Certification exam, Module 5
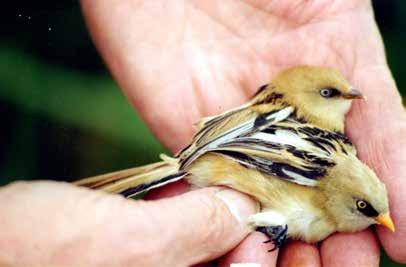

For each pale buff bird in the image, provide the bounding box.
[75,66,393,250]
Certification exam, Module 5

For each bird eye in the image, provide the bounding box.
[319,87,340,98]
[356,200,367,209]
[356,200,379,217]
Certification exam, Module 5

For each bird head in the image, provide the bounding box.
[321,154,394,233]
[267,66,363,132]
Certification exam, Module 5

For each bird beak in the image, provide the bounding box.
[343,89,364,99]
[375,212,395,232]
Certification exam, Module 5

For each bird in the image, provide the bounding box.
[75,66,394,250]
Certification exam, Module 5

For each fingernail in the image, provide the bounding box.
[216,189,258,226]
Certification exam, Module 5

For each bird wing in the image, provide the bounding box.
[175,104,251,159]
[210,121,353,186]
[178,106,295,168]
[178,101,353,187]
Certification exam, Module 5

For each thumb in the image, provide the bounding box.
[0,181,257,267]
[124,187,258,266]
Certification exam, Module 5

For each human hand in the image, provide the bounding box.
[0,181,257,266]
[81,0,406,266]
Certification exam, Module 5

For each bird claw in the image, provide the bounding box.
[257,224,288,252]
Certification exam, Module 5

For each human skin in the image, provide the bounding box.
[80,0,406,265]
[0,182,257,266]
[1,1,405,266]
[78,0,406,266]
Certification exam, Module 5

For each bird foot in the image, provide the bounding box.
[256,224,288,252]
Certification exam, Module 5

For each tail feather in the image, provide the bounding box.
[74,161,170,189]
[74,155,186,197]
[120,171,188,198]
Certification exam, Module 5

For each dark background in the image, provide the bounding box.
[0,1,404,266]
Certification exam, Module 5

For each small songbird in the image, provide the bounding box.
[75,66,394,250]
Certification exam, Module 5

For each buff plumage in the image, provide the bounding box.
[75,66,393,249]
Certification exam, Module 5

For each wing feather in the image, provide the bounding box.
[207,119,354,186]
[179,107,294,168]
[213,135,334,186]
[178,104,353,187]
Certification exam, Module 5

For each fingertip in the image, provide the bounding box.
[215,189,259,227]
[320,230,380,267]
[376,197,406,263]
[377,222,406,263]
[278,240,321,267]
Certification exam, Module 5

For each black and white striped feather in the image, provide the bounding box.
[76,105,355,196]
[179,106,353,187]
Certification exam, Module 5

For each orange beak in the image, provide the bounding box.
[375,212,395,232]
[343,89,364,99]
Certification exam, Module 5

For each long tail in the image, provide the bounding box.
[74,155,187,198]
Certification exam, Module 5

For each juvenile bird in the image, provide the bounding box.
[75,66,394,250]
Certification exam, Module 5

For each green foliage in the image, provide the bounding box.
[0,47,165,182]
[0,47,163,149]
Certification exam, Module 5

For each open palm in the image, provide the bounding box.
[82,0,406,265]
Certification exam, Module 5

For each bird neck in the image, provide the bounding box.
[293,108,345,133]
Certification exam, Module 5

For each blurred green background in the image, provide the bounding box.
[0,1,404,266]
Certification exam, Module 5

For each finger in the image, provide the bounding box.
[368,125,406,263]
[320,230,380,267]
[348,67,406,263]
[218,232,278,267]
[277,240,321,267]
[80,0,197,151]
[374,134,406,263]
[133,187,257,266]
[0,181,256,266]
